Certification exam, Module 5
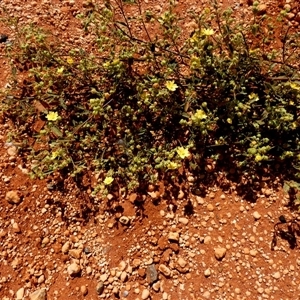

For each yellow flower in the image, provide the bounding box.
[176,147,190,159]
[192,109,207,122]
[57,66,64,74]
[190,32,199,43]
[46,111,59,121]
[227,118,232,124]
[165,80,178,91]
[104,176,114,185]
[255,154,262,162]
[202,28,214,36]
[167,161,179,170]
[51,150,60,159]
[290,82,300,90]
[67,57,74,64]
[248,92,259,101]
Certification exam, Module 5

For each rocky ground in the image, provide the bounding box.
[1,0,300,300]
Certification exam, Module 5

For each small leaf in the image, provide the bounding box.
[283,182,290,193]
[50,126,63,137]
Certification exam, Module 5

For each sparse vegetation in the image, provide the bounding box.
[1,0,300,204]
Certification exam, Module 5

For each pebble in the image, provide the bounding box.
[80,285,88,296]
[214,248,227,260]
[69,249,82,259]
[37,275,45,284]
[146,264,158,284]
[100,274,108,282]
[253,211,261,220]
[67,263,81,276]
[12,222,21,233]
[272,272,281,279]
[141,289,150,299]
[177,257,187,268]
[178,217,189,225]
[7,146,17,156]
[178,190,185,199]
[86,266,92,275]
[96,282,104,295]
[5,191,21,204]
[257,4,267,15]
[250,249,257,257]
[204,268,211,277]
[203,291,211,299]
[61,242,70,254]
[29,288,46,300]
[168,231,179,242]
[204,236,212,244]
[16,288,25,300]
[119,216,130,225]
[41,237,50,246]
[207,204,214,211]
[119,260,127,271]
[159,264,171,277]
[120,271,128,282]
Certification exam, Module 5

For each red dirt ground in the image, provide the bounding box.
[1,1,300,300]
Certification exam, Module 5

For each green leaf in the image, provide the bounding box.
[283,182,290,193]
[50,126,63,137]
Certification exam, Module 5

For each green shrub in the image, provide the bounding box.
[1,0,300,201]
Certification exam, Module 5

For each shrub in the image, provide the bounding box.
[1,0,300,202]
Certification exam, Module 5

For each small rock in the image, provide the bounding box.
[159,264,171,277]
[119,216,130,225]
[96,282,104,295]
[168,231,179,242]
[120,271,127,282]
[16,288,25,300]
[119,260,127,271]
[178,190,185,199]
[177,257,187,268]
[249,249,257,257]
[112,287,119,295]
[61,242,70,254]
[203,291,211,299]
[12,222,21,233]
[204,268,211,277]
[256,4,267,15]
[29,288,46,300]
[253,211,261,220]
[132,258,141,268]
[204,236,211,244]
[67,263,81,276]
[6,191,21,204]
[69,249,82,259]
[207,204,214,211]
[41,237,50,246]
[100,274,108,282]
[83,247,92,254]
[141,289,150,299]
[80,285,88,296]
[146,264,158,284]
[37,275,45,284]
[272,272,281,279]
[152,281,160,292]
[214,248,227,260]
[86,266,92,275]
[7,146,17,156]
[178,217,189,225]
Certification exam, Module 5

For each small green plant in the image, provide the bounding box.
[0,0,299,201]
